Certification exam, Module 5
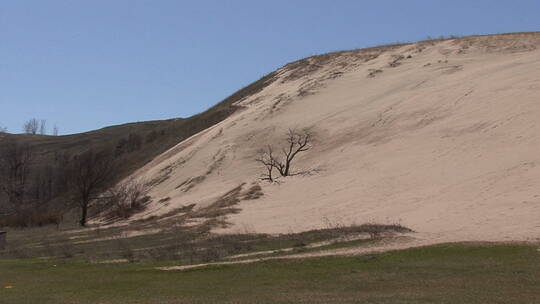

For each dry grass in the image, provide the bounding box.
[242,184,263,200]
[191,184,245,220]
[0,216,410,266]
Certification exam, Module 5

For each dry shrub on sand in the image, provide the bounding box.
[102,179,151,220]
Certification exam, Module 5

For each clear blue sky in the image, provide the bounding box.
[1,0,539,135]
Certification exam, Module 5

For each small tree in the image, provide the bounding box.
[23,118,39,135]
[0,124,7,133]
[53,125,59,136]
[256,129,312,181]
[103,179,150,219]
[275,129,312,177]
[67,149,115,226]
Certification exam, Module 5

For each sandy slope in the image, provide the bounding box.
[115,33,540,246]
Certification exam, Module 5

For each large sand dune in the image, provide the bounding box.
[116,33,540,245]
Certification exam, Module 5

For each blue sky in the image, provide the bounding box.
[1,1,539,135]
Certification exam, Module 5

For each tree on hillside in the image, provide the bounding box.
[256,146,277,182]
[0,139,33,213]
[102,179,150,219]
[276,129,312,177]
[22,118,47,135]
[39,119,47,135]
[67,149,116,226]
[23,118,39,134]
[256,129,312,181]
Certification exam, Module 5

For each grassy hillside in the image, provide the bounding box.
[0,71,278,219]
[6,69,278,173]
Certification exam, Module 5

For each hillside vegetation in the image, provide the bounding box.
[0,70,277,225]
[2,34,540,304]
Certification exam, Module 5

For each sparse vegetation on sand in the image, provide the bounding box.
[1,243,539,304]
[0,221,410,263]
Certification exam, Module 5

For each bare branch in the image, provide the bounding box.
[66,149,116,226]
[256,128,313,180]
[23,118,39,135]
[255,145,276,181]
[280,129,312,176]
[101,178,150,219]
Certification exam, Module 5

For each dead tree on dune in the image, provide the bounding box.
[256,129,312,181]
[256,145,277,182]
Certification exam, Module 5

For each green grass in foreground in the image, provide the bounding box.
[1,243,539,304]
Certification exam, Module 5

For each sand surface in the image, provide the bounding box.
[109,33,540,248]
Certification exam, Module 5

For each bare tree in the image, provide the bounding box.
[255,145,277,182]
[67,149,115,226]
[276,129,312,176]
[39,119,47,135]
[0,124,7,133]
[53,125,59,136]
[0,139,33,213]
[256,129,312,181]
[23,118,39,134]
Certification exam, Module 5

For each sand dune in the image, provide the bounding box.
[112,33,540,245]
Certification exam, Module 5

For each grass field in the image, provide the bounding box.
[1,243,539,304]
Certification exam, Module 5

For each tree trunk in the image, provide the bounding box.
[80,201,88,227]
[284,161,291,176]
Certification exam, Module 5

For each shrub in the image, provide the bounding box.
[102,179,151,220]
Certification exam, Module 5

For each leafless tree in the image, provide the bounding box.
[39,119,47,135]
[256,129,312,181]
[23,118,39,134]
[276,129,312,176]
[0,139,33,213]
[0,124,7,133]
[53,125,59,136]
[255,145,277,181]
[67,149,115,226]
